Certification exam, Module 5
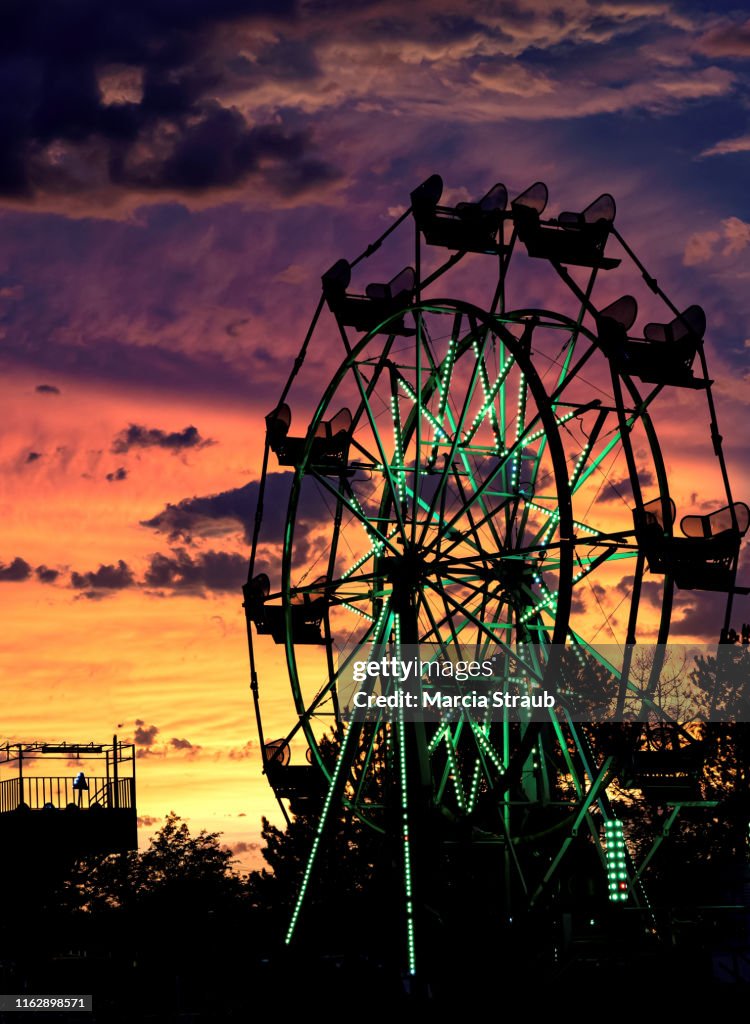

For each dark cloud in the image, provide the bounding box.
[111,423,214,455]
[227,840,257,855]
[170,737,193,750]
[617,576,663,606]
[598,469,656,504]
[70,559,135,590]
[144,548,247,594]
[137,814,159,827]
[35,564,59,583]
[134,721,159,747]
[25,451,42,463]
[106,467,128,482]
[141,472,328,546]
[0,0,338,208]
[0,557,32,582]
[116,103,338,197]
[669,589,734,639]
[142,481,258,543]
[570,591,587,615]
[35,383,60,394]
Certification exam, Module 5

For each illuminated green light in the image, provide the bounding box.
[340,602,374,621]
[462,352,514,446]
[398,378,449,442]
[285,724,355,943]
[605,818,629,904]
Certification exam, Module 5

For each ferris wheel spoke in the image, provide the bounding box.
[402,481,483,556]
[426,309,462,466]
[415,586,455,652]
[347,334,397,435]
[438,569,517,632]
[432,486,518,563]
[347,359,409,545]
[414,339,486,550]
[425,577,543,678]
[450,458,507,565]
[388,362,410,521]
[411,314,425,545]
[307,469,401,556]
[421,394,564,561]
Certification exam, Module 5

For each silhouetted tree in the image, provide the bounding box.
[62,811,245,915]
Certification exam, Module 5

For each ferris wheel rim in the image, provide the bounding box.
[277,296,684,790]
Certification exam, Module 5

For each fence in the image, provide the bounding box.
[0,776,134,812]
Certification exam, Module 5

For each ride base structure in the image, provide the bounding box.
[243,175,750,987]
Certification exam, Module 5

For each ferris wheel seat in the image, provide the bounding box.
[244,574,326,644]
[610,305,706,387]
[411,175,508,254]
[511,181,549,217]
[515,192,619,268]
[322,260,416,336]
[644,305,706,345]
[635,500,749,590]
[264,738,290,766]
[265,402,353,471]
[255,603,325,645]
[266,763,325,802]
[263,740,324,800]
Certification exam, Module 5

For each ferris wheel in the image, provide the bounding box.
[243,174,748,980]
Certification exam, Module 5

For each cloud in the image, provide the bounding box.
[0,0,339,214]
[722,217,750,255]
[697,18,750,58]
[141,473,329,547]
[35,383,60,395]
[170,737,194,750]
[227,840,258,855]
[597,469,655,504]
[25,451,42,463]
[35,565,60,584]
[134,721,159,747]
[111,423,215,455]
[683,229,721,266]
[683,217,750,265]
[105,467,128,482]
[617,576,663,606]
[227,741,254,760]
[137,815,160,828]
[142,481,258,543]
[144,548,247,594]
[699,132,750,158]
[0,0,738,218]
[70,560,135,590]
[0,557,32,582]
[169,736,202,758]
[668,591,729,638]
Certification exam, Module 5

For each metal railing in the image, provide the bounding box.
[0,776,134,812]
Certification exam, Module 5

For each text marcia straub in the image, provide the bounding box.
[350,690,556,710]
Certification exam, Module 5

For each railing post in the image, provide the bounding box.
[112,734,120,809]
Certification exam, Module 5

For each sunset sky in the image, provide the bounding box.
[1,0,749,866]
